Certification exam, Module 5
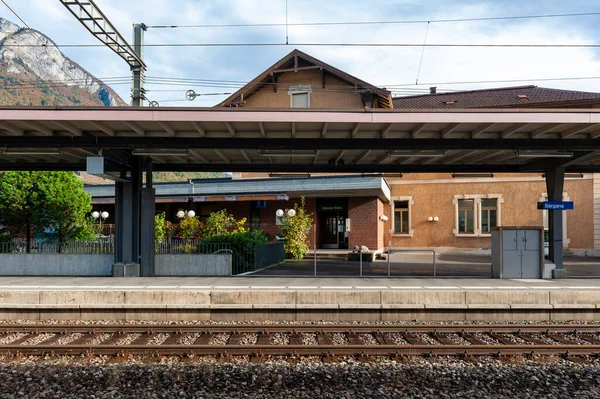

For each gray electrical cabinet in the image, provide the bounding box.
[491,227,544,279]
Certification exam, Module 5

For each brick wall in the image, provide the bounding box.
[260,197,317,247]
[348,197,382,251]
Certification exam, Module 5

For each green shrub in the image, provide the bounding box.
[199,230,267,273]
[281,197,313,259]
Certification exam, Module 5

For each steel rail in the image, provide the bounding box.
[1,344,600,357]
[1,324,599,334]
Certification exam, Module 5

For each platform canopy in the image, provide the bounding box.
[1,107,600,173]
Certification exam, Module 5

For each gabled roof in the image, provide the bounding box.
[217,49,393,108]
[392,85,600,109]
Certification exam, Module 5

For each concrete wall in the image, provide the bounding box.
[155,254,232,276]
[0,255,113,276]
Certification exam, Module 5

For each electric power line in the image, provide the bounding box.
[146,11,600,29]
[3,42,600,48]
[0,0,33,30]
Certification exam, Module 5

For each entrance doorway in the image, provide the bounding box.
[317,198,348,249]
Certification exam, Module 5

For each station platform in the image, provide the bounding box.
[1,277,600,322]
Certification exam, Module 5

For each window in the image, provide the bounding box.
[458,199,475,234]
[392,196,414,236]
[480,199,498,233]
[454,195,502,237]
[288,85,312,108]
[291,92,309,108]
[394,201,409,234]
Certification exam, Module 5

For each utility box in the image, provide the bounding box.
[491,226,545,279]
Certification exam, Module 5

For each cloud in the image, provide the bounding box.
[3,0,600,106]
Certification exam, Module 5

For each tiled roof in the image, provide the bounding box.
[392,85,600,109]
[217,49,392,108]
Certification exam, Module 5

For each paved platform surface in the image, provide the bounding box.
[1,276,600,290]
[3,277,600,322]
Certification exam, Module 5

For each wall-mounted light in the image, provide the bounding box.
[428,216,439,222]
[379,215,389,222]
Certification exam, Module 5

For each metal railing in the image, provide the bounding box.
[0,238,114,254]
[387,249,437,276]
[155,240,230,255]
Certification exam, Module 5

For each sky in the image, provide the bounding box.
[3,0,600,107]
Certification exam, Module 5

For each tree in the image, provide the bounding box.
[281,197,313,259]
[0,171,93,251]
[204,209,246,238]
[0,171,40,252]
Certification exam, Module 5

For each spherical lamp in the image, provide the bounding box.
[187,210,196,218]
[101,211,109,220]
[276,209,284,218]
[91,211,100,219]
[287,209,296,218]
[176,210,185,219]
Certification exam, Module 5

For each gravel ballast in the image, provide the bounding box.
[0,359,599,398]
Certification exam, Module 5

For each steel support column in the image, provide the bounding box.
[545,167,565,273]
[140,157,155,276]
[114,156,143,272]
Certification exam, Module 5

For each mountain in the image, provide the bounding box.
[0,17,126,106]
[0,18,224,182]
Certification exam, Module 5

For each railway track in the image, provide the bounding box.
[1,324,600,358]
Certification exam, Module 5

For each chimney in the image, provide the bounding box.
[429,87,437,94]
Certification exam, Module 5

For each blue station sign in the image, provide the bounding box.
[537,201,574,210]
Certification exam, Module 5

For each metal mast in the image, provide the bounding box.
[59,0,147,106]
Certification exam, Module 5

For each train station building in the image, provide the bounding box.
[2,49,600,277]
[77,49,600,254]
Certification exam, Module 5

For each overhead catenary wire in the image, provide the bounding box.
[0,0,33,30]
[5,42,600,48]
[145,11,600,29]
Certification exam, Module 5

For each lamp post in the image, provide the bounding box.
[176,210,196,219]
[92,210,109,236]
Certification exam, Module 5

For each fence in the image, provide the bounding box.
[0,238,114,254]
[155,240,230,255]
[253,241,285,270]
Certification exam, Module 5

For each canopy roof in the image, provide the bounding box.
[0,106,600,173]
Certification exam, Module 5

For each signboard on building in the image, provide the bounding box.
[537,201,574,210]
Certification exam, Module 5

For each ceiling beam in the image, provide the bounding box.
[410,123,426,138]
[291,122,296,138]
[19,121,54,136]
[313,150,320,164]
[191,121,206,137]
[354,150,371,164]
[562,124,600,139]
[51,121,83,136]
[189,149,208,163]
[530,123,562,139]
[123,121,145,136]
[381,123,394,138]
[471,123,495,138]
[258,122,266,137]
[240,149,251,164]
[214,149,230,164]
[272,65,321,74]
[89,121,115,136]
[157,121,176,136]
[441,123,460,138]
[335,150,346,163]
[321,122,329,138]
[0,121,24,136]
[224,122,236,136]
[4,136,600,151]
[502,123,529,138]
[351,123,361,138]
